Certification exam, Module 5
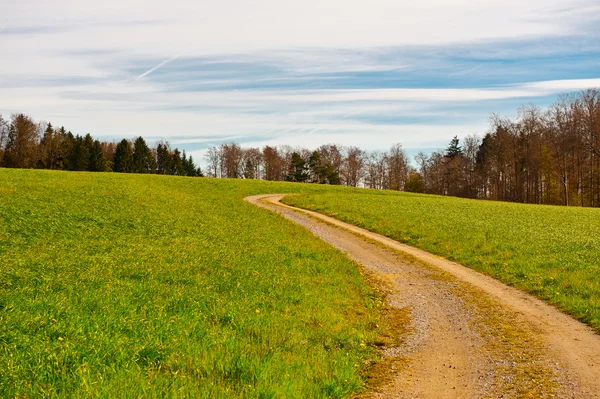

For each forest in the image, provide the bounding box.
[1,88,599,206]
[204,89,600,207]
[0,114,202,177]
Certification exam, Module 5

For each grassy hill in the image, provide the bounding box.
[5,169,599,398]
[284,190,600,333]
[0,169,380,398]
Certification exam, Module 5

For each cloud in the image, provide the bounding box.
[1,0,599,167]
[3,0,598,58]
[130,55,181,82]
[523,79,600,91]
[1,77,589,153]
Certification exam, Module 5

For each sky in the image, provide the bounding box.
[1,0,600,164]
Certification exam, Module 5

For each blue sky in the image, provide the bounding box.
[1,0,599,163]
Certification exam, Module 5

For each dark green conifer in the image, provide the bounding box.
[114,139,133,173]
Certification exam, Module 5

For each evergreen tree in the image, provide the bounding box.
[66,134,92,171]
[156,143,172,174]
[89,140,106,172]
[286,152,308,182]
[77,134,94,171]
[61,132,76,170]
[308,151,325,183]
[171,148,184,175]
[188,155,202,176]
[182,151,199,176]
[324,163,340,185]
[55,129,69,170]
[66,134,81,171]
[39,123,54,169]
[65,134,89,171]
[243,158,255,179]
[132,136,154,173]
[445,136,463,159]
[114,139,133,173]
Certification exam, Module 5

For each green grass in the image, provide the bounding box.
[283,190,600,333]
[0,169,383,398]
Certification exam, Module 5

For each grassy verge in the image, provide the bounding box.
[283,190,600,333]
[0,169,382,398]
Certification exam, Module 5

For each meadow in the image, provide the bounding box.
[0,169,381,398]
[284,190,600,333]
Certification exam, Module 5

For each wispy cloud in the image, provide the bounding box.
[130,54,181,82]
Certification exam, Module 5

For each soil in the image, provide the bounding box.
[245,194,600,399]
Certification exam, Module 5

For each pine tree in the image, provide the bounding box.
[58,130,72,170]
[324,163,340,185]
[156,143,172,174]
[65,134,90,171]
[171,149,184,175]
[77,134,94,171]
[132,136,154,173]
[243,158,255,179]
[61,132,76,170]
[286,152,308,182]
[114,139,133,173]
[39,123,54,169]
[66,134,81,171]
[445,136,463,159]
[188,155,202,176]
[182,151,198,176]
[308,151,324,183]
[89,140,106,172]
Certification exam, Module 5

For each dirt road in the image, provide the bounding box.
[245,194,600,399]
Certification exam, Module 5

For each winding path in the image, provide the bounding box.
[245,194,600,399]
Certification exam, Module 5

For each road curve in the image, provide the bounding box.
[245,194,600,399]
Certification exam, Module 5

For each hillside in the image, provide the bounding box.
[0,169,379,398]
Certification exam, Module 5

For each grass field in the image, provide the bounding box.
[0,169,382,398]
[284,190,600,333]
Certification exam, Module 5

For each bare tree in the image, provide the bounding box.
[387,143,409,191]
[262,146,285,181]
[219,142,243,178]
[204,146,221,178]
[463,134,481,198]
[242,147,263,179]
[0,114,8,165]
[342,146,365,187]
[365,151,387,190]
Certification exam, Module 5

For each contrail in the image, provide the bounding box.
[131,54,181,82]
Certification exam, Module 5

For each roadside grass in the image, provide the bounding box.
[283,190,600,333]
[0,169,382,398]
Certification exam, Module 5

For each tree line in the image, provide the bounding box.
[204,141,411,190]
[205,89,600,207]
[0,113,202,176]
[3,88,599,206]
[414,89,600,206]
